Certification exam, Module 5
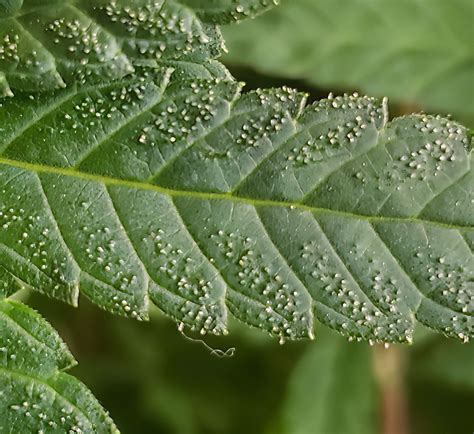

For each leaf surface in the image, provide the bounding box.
[179,0,280,24]
[223,0,474,122]
[0,0,248,95]
[0,298,118,433]
[0,68,472,344]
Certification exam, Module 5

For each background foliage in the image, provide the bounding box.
[224,0,474,126]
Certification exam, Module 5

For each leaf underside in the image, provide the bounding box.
[0,0,472,346]
[0,62,472,345]
[179,0,281,24]
[1,2,471,434]
[0,0,277,96]
[0,299,118,433]
[223,0,474,121]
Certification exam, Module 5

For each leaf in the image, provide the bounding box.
[0,298,118,433]
[223,0,474,122]
[0,0,22,17]
[179,0,281,24]
[281,331,376,434]
[0,61,472,346]
[0,0,233,95]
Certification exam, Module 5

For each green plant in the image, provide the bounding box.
[0,298,118,432]
[0,0,472,431]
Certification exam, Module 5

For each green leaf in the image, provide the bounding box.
[223,0,474,122]
[179,0,281,24]
[0,298,118,433]
[0,0,22,17]
[281,332,376,434]
[0,65,472,345]
[0,0,231,95]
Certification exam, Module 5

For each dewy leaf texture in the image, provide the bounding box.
[1,1,472,432]
[0,63,472,344]
[0,0,276,96]
[179,0,281,24]
[0,298,118,432]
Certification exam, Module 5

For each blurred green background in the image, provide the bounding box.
[23,0,474,433]
[223,0,474,127]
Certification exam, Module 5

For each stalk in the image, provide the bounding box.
[373,345,409,434]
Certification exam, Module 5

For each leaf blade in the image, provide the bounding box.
[0,0,232,94]
[0,74,472,343]
[0,299,118,433]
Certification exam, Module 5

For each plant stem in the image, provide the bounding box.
[372,345,409,434]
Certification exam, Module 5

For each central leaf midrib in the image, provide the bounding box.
[1,156,471,232]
